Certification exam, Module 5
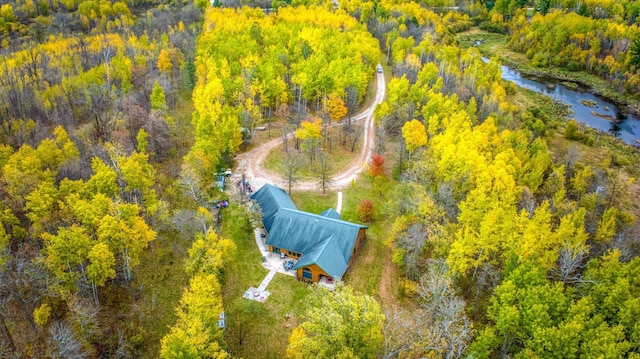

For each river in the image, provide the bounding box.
[484,58,640,145]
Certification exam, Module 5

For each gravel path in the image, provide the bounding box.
[231,71,386,192]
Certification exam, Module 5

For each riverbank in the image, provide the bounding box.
[456,29,640,118]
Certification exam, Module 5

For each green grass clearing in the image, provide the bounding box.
[264,123,365,180]
[133,230,190,356]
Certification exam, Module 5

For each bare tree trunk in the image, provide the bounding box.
[6,275,37,333]
[123,248,131,284]
[282,127,288,153]
[0,312,15,352]
[350,126,362,152]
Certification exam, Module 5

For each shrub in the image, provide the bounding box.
[369,154,385,177]
[613,153,631,166]
[564,119,582,140]
[479,20,508,34]
[398,278,418,299]
[531,52,549,67]
[357,199,374,223]
[567,61,583,72]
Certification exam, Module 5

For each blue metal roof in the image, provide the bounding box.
[293,234,349,279]
[267,208,366,279]
[250,184,297,232]
[251,184,367,279]
[320,208,341,220]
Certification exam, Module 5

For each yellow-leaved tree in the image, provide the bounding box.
[402,119,427,154]
[295,118,323,165]
[325,93,347,123]
[160,229,235,359]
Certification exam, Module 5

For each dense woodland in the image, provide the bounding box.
[0,0,639,357]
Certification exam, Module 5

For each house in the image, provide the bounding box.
[250,184,367,284]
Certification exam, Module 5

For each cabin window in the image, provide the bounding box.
[302,267,312,280]
[272,247,280,254]
[289,251,301,258]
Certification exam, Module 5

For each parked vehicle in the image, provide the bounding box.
[215,175,225,190]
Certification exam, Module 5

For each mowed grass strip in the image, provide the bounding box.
[220,204,311,358]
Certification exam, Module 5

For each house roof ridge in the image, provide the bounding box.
[277,207,368,229]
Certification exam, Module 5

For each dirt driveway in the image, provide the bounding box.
[230,71,387,192]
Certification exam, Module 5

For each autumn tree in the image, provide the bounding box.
[326,93,347,123]
[159,274,228,359]
[161,229,234,359]
[295,118,323,165]
[402,119,428,154]
[357,199,375,223]
[369,154,385,177]
[287,285,384,359]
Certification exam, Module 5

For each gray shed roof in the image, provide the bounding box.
[250,184,297,232]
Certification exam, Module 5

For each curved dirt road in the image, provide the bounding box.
[232,71,386,192]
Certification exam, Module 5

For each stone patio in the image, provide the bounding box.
[253,229,297,277]
[243,269,275,302]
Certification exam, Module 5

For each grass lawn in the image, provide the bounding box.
[263,123,364,180]
[220,204,312,359]
[290,190,337,213]
[133,230,190,356]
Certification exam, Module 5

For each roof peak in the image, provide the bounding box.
[278,207,368,229]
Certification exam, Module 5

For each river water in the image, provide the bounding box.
[485,58,640,145]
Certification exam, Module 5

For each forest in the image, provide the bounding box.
[0,0,638,357]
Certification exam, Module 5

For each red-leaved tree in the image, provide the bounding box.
[369,154,385,177]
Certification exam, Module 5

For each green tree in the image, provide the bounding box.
[295,118,323,165]
[151,80,168,111]
[86,242,116,304]
[42,225,92,291]
[227,299,267,347]
[287,285,384,359]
